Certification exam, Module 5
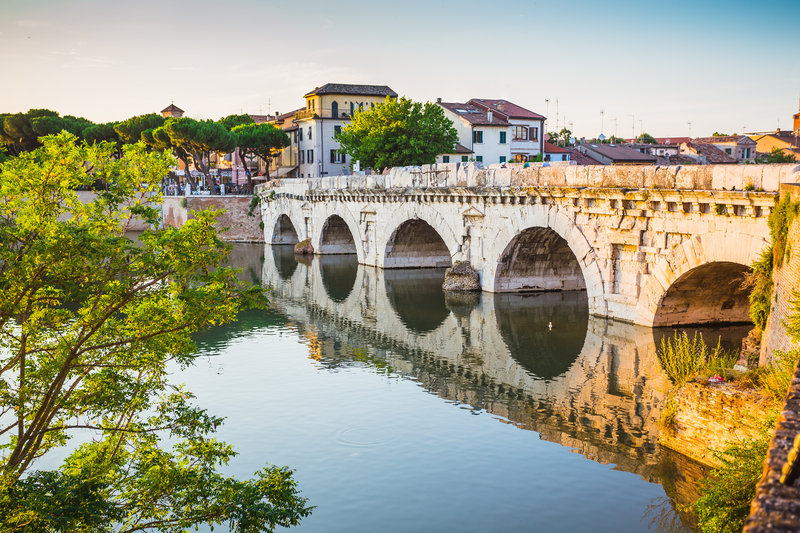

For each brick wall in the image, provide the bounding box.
[760,184,800,364]
[162,196,264,242]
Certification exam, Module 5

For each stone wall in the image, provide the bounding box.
[659,382,768,467]
[760,183,800,364]
[263,161,800,194]
[162,196,263,242]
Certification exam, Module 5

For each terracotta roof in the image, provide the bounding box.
[681,141,738,164]
[468,99,545,120]
[657,154,698,165]
[752,132,800,148]
[653,137,691,145]
[453,143,473,154]
[161,103,184,114]
[248,114,270,124]
[544,141,570,154]
[566,148,602,165]
[303,83,397,98]
[694,135,756,145]
[437,102,510,126]
[580,143,658,163]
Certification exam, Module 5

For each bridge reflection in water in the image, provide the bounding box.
[232,244,722,528]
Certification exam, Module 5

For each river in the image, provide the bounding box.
[178,243,749,532]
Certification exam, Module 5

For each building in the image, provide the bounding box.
[544,142,570,162]
[692,135,757,163]
[294,83,398,178]
[679,141,738,164]
[161,103,184,118]
[468,99,545,161]
[576,142,657,165]
[265,109,303,179]
[435,101,511,165]
[749,130,800,160]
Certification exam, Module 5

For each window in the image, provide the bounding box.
[725,148,732,155]
[513,126,528,140]
[473,130,484,144]
[308,127,312,140]
[331,149,344,163]
[476,155,483,162]
[530,127,538,141]
[512,154,527,163]
[298,128,303,142]
[299,150,305,164]
[294,131,298,143]
[461,156,469,162]
[442,156,450,163]
[307,150,313,164]
[350,102,355,115]
[331,101,338,118]
[499,131,507,144]
[334,125,341,136]
[500,156,506,163]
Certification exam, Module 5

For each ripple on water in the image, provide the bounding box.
[335,425,388,448]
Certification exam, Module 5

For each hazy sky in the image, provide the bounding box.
[1,0,798,137]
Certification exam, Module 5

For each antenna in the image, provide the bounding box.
[628,114,635,140]
[688,121,693,138]
[600,109,605,136]
[266,98,273,115]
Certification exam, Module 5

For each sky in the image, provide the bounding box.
[1,0,798,138]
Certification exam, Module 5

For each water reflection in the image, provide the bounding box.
[272,244,298,280]
[319,255,358,303]
[250,246,709,530]
[494,292,588,380]
[384,268,450,334]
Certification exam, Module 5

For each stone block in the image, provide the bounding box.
[643,166,675,189]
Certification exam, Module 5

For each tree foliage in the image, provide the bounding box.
[219,114,255,131]
[162,118,236,188]
[0,133,311,531]
[0,109,63,156]
[546,128,573,147]
[114,113,165,145]
[763,147,798,164]
[637,132,658,144]
[232,123,290,187]
[335,96,458,170]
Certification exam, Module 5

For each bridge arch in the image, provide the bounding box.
[379,203,459,269]
[483,205,606,317]
[315,209,364,263]
[635,232,767,327]
[268,212,303,245]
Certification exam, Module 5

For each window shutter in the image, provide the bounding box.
[530,127,537,140]
[330,149,335,163]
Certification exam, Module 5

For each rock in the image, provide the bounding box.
[442,261,480,291]
[294,238,314,255]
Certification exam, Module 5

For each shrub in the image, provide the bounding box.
[768,193,800,268]
[743,247,774,331]
[657,331,737,386]
[694,414,776,533]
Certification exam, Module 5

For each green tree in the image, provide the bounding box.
[219,114,254,131]
[163,117,236,190]
[232,123,290,189]
[0,132,311,531]
[141,125,196,189]
[764,147,798,164]
[637,132,658,144]
[114,113,165,145]
[0,109,60,156]
[609,135,627,144]
[335,96,458,171]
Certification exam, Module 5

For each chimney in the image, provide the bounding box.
[487,111,493,123]
[437,97,442,103]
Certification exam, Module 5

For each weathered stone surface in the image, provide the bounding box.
[259,163,792,326]
[163,195,263,242]
[294,238,314,255]
[660,381,768,467]
[442,261,480,291]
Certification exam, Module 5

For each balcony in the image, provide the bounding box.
[295,109,350,120]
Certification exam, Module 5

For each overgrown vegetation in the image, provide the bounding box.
[769,193,800,268]
[743,248,774,331]
[694,418,775,533]
[657,331,737,386]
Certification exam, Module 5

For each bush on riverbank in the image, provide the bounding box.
[657,331,738,386]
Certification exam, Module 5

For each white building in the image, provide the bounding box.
[468,99,545,162]
[436,100,511,165]
[294,83,398,178]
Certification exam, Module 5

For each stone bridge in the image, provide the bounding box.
[257,162,800,327]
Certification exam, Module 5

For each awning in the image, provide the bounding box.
[275,166,298,178]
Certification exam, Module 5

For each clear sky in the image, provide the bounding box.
[1,0,798,138]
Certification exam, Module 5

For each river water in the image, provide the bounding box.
[179,244,748,532]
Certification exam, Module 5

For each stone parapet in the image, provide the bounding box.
[265,162,800,194]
